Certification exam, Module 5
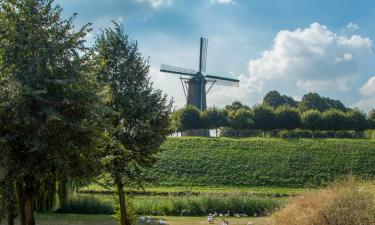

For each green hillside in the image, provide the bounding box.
[148,138,375,187]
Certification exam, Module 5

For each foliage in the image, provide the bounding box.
[228,109,254,131]
[202,107,228,130]
[275,106,301,131]
[272,178,375,225]
[55,194,281,217]
[132,194,281,217]
[173,105,203,131]
[0,0,103,224]
[322,109,347,132]
[93,22,172,225]
[262,91,297,109]
[56,195,114,215]
[346,108,368,133]
[298,93,347,112]
[301,110,323,132]
[225,101,250,112]
[252,105,277,135]
[147,137,375,187]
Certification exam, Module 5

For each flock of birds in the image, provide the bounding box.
[207,213,254,225]
[138,214,255,225]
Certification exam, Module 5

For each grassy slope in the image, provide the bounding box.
[148,137,375,187]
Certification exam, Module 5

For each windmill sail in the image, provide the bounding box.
[204,74,239,87]
[160,64,197,76]
[199,38,208,73]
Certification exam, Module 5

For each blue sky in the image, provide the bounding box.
[56,0,375,111]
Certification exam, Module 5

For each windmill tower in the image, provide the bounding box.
[160,37,239,136]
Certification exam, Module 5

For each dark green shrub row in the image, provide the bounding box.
[55,195,114,214]
[146,137,375,187]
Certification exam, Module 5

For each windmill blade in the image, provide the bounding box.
[160,64,197,77]
[199,37,208,73]
[204,74,239,86]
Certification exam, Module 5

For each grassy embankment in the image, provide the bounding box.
[148,137,375,187]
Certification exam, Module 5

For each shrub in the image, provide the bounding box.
[272,178,375,225]
[55,195,114,214]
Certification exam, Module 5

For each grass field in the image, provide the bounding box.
[0,214,268,225]
[146,137,375,187]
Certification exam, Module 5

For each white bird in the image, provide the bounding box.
[158,219,168,225]
[207,215,214,224]
[247,222,254,225]
[234,213,240,218]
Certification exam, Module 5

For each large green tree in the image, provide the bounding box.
[0,1,103,224]
[252,105,277,137]
[275,106,301,135]
[322,109,346,137]
[202,107,228,136]
[262,91,297,109]
[93,23,172,225]
[301,110,324,137]
[173,105,202,132]
[346,109,368,137]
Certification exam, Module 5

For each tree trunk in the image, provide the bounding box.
[17,180,36,225]
[7,209,15,225]
[116,180,131,225]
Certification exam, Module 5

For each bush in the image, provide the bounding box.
[272,178,375,225]
[55,195,114,214]
[132,194,281,216]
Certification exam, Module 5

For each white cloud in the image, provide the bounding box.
[136,0,172,8]
[209,23,372,107]
[210,0,235,5]
[354,98,375,112]
[360,76,375,96]
[346,22,359,32]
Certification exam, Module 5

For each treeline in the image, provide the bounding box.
[171,91,375,138]
[0,1,171,225]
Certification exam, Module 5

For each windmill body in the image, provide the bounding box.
[160,37,239,136]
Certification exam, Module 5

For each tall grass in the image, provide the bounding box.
[272,178,375,225]
[55,193,281,216]
[132,194,281,216]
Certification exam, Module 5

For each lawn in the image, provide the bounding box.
[0,214,269,225]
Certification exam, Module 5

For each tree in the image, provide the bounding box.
[225,101,250,112]
[322,109,346,137]
[262,91,297,109]
[275,106,301,136]
[252,105,277,137]
[93,23,172,225]
[301,110,324,138]
[346,109,368,137]
[228,108,254,131]
[369,109,375,129]
[202,107,228,137]
[176,105,203,132]
[0,1,103,224]
[298,93,347,112]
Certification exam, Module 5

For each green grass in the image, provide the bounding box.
[145,137,375,187]
[80,184,308,196]
[55,194,282,216]
[0,214,268,225]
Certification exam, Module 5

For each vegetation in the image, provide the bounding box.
[272,178,375,225]
[147,137,375,187]
[92,23,171,225]
[0,0,103,224]
[55,194,281,217]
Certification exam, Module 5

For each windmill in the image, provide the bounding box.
[160,37,239,112]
